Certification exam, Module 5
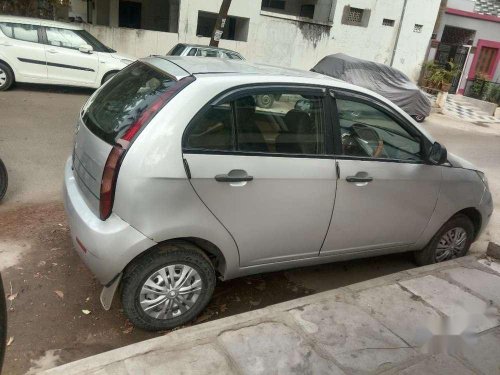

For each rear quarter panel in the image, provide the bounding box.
[113,78,243,278]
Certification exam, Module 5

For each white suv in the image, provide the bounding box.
[0,16,134,91]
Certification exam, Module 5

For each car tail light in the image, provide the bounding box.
[99,76,195,221]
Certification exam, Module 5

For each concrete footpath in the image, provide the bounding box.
[42,256,500,375]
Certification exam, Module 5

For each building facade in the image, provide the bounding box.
[428,0,500,94]
[68,0,441,81]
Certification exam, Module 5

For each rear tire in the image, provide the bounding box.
[0,159,7,201]
[0,62,14,91]
[121,243,216,331]
[256,94,275,109]
[412,115,426,123]
[414,214,474,266]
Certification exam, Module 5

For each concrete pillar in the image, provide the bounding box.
[109,0,119,27]
[168,0,180,33]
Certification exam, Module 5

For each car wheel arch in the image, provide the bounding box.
[0,59,15,80]
[123,237,228,279]
[454,207,482,240]
[101,70,119,85]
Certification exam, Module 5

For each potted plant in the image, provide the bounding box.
[428,61,460,92]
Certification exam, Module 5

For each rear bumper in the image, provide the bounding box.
[63,157,156,285]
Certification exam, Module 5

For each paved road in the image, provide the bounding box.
[0,85,498,374]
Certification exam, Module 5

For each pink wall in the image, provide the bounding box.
[468,39,500,80]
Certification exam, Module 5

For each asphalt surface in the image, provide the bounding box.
[0,84,499,374]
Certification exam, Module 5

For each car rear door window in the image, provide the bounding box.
[0,23,39,43]
[337,99,422,161]
[45,27,87,50]
[185,103,234,151]
[184,91,325,155]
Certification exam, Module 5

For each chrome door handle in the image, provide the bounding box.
[346,176,373,183]
[47,49,58,54]
[215,169,253,183]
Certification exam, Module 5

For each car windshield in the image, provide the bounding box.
[75,30,115,53]
[82,62,177,144]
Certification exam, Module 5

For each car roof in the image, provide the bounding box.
[0,15,83,30]
[151,56,328,80]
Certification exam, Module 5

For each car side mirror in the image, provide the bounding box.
[428,142,447,165]
[78,44,93,54]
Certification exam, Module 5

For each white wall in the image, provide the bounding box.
[86,0,441,81]
[392,0,442,80]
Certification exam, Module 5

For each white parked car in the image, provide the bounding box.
[0,16,134,91]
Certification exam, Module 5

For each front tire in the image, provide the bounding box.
[101,71,117,85]
[414,214,474,266]
[0,63,14,91]
[121,243,216,331]
[412,115,426,123]
[0,158,7,201]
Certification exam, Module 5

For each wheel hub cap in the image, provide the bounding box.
[139,264,202,320]
[435,227,467,262]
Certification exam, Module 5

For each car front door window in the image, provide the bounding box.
[338,99,422,162]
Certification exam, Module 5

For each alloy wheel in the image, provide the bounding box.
[139,264,203,320]
[435,227,467,262]
[0,69,6,88]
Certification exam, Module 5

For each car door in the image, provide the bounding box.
[43,27,99,85]
[183,86,337,267]
[0,22,47,80]
[320,91,442,256]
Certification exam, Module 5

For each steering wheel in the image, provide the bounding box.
[351,123,385,158]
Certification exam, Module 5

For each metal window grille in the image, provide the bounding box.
[382,18,395,26]
[414,24,423,33]
[347,7,364,23]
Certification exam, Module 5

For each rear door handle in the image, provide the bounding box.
[0,42,12,47]
[47,49,58,54]
[215,169,253,183]
[346,176,373,183]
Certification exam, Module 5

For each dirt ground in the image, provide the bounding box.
[1,201,417,374]
[1,84,499,374]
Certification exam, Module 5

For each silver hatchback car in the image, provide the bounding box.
[64,56,493,331]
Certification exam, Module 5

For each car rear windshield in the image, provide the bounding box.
[82,62,177,144]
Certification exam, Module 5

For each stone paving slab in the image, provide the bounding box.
[459,327,500,375]
[399,275,499,333]
[442,267,500,307]
[289,300,417,373]
[389,354,475,375]
[478,258,500,275]
[353,284,441,346]
[218,321,343,375]
[42,259,500,375]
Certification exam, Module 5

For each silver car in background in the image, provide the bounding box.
[64,56,493,331]
[167,43,244,59]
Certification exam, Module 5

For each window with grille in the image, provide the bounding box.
[382,18,395,27]
[341,6,370,26]
[261,0,286,10]
[347,7,364,23]
[413,24,423,33]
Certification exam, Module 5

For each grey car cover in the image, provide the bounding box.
[312,53,431,117]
